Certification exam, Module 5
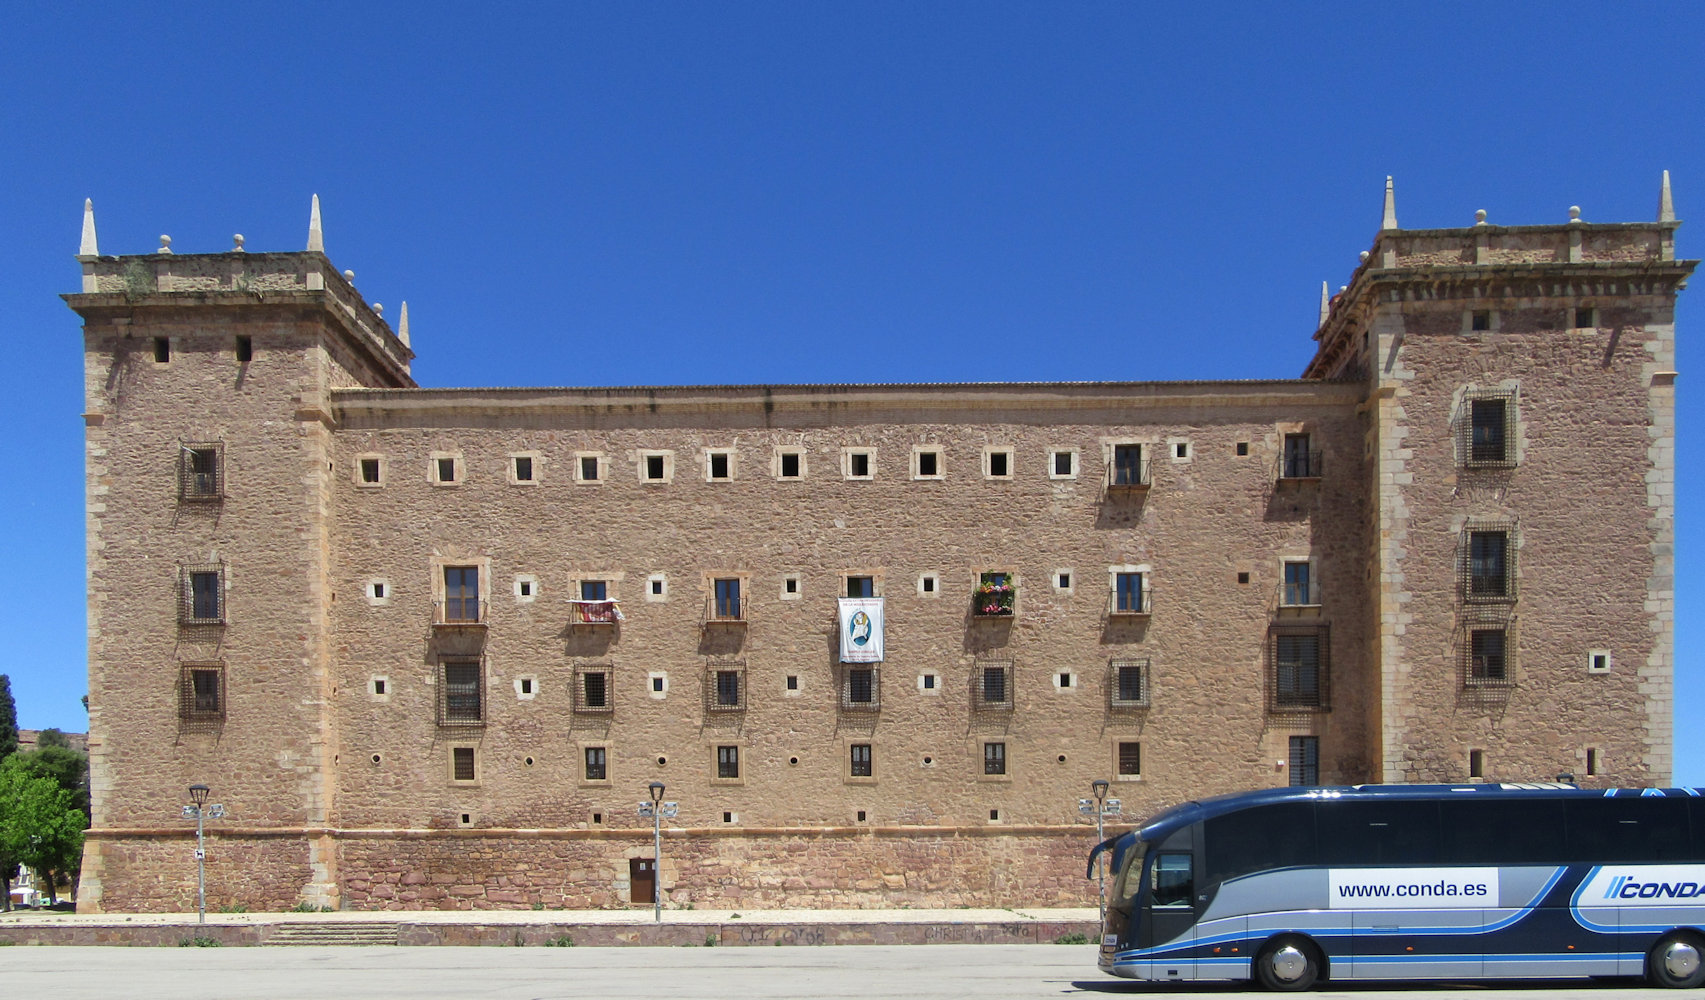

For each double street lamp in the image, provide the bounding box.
[1079,779,1122,927]
[636,781,678,923]
[181,784,225,924]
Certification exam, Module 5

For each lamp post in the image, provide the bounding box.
[181,784,225,924]
[637,781,678,923]
[1079,779,1121,927]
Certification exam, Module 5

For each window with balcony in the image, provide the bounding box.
[710,578,743,622]
[180,565,225,624]
[845,575,875,598]
[1280,433,1321,480]
[439,659,483,726]
[1107,444,1149,489]
[1111,572,1149,616]
[1109,658,1149,710]
[1282,560,1317,607]
[440,566,482,624]
[179,443,223,500]
[974,572,1015,617]
[1270,627,1328,711]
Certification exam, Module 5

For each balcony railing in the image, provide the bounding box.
[703,595,747,626]
[1279,584,1321,610]
[567,600,623,626]
[1104,461,1152,492]
[433,599,488,628]
[972,585,1015,618]
[1278,450,1324,481]
[1107,588,1152,617]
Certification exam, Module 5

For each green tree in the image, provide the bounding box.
[0,675,17,761]
[36,729,69,750]
[10,744,90,817]
[0,758,86,906]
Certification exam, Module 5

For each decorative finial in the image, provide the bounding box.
[1474,209,1488,225]
[1318,281,1330,328]
[398,301,411,347]
[343,269,355,283]
[233,234,246,252]
[1339,285,1347,294]
[1659,170,1675,223]
[79,198,99,257]
[157,234,173,254]
[1380,176,1398,230]
[1358,250,1370,263]
[372,303,383,316]
[1568,206,1582,222]
[307,193,324,253]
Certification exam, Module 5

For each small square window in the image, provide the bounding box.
[1468,748,1485,779]
[519,677,533,696]
[650,673,667,696]
[723,811,734,824]
[786,675,798,691]
[920,673,937,691]
[919,573,938,596]
[845,449,873,479]
[1585,748,1600,776]
[1587,650,1612,674]
[777,449,803,480]
[647,574,667,602]
[1051,450,1076,478]
[1174,442,1188,459]
[985,448,1012,479]
[1471,309,1492,331]
[436,457,457,483]
[452,746,476,782]
[1058,671,1072,688]
[359,457,381,484]
[513,456,534,482]
[153,337,171,363]
[235,336,253,363]
[1054,571,1072,593]
[707,450,732,481]
[1237,572,1250,585]
[989,809,1001,821]
[783,575,800,597]
[915,449,941,478]
[370,581,386,600]
[1235,442,1249,457]
[1575,307,1596,329]
[579,455,602,483]
[518,579,533,598]
[644,454,667,481]
[372,677,387,696]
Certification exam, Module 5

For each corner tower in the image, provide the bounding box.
[1308,178,1695,785]
[66,202,414,911]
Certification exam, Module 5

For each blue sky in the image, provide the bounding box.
[2,4,1701,780]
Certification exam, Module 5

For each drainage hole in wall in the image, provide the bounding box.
[789,756,799,765]
[657,756,667,766]
[923,755,933,765]
[524,756,534,767]
[591,812,603,825]
[370,753,381,765]
[1058,754,1067,763]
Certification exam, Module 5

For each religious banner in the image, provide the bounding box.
[838,597,884,662]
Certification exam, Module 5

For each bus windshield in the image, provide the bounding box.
[1110,838,1145,910]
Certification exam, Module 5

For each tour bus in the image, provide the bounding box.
[1088,783,1705,990]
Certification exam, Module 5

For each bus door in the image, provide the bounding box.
[1141,848,1201,979]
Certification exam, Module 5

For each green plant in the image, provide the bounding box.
[0,939,17,946]
[531,902,545,911]
[217,903,248,913]
[704,933,718,947]
[1054,932,1090,945]
[730,912,741,919]
[287,901,334,912]
[543,934,575,947]
[178,936,222,947]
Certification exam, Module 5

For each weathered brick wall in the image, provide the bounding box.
[80,833,314,912]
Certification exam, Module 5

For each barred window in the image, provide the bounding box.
[575,666,612,713]
[850,743,872,777]
[983,741,1007,775]
[178,663,224,722]
[1460,391,1517,468]
[1469,628,1510,684]
[584,746,607,781]
[974,661,1013,710]
[717,745,740,779]
[452,746,476,781]
[180,565,225,624]
[179,443,224,500]
[842,667,879,711]
[1464,528,1516,601]
[1109,658,1149,709]
[1118,741,1142,776]
[1288,736,1320,786]
[1281,434,1320,479]
[1271,627,1329,711]
[717,670,741,707]
[440,660,483,725]
[705,662,746,712]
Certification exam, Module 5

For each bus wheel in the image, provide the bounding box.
[1648,932,1705,988]
[1254,935,1321,991]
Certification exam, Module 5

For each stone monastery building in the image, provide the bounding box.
[68,178,1692,912]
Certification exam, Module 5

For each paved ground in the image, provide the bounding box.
[0,944,1674,999]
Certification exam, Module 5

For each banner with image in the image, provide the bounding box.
[838,597,884,662]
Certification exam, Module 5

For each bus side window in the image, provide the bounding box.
[1151,853,1194,908]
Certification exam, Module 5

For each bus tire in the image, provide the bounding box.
[1254,935,1322,991]
[1648,931,1705,988]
